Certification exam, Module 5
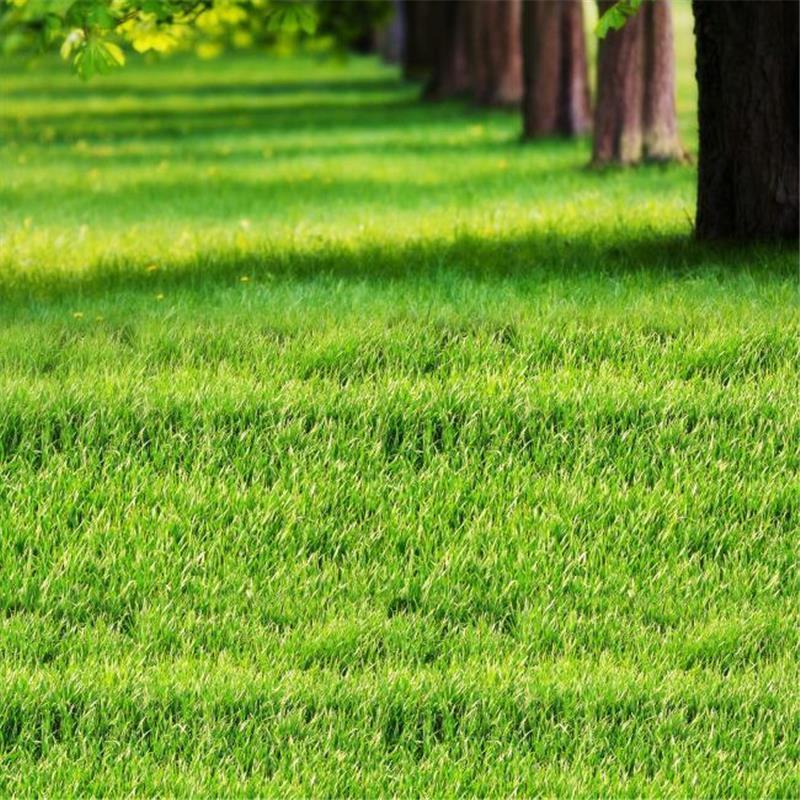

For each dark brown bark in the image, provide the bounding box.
[694,1,799,239]
[424,1,471,100]
[466,0,523,107]
[522,0,591,138]
[401,0,436,80]
[593,0,683,165]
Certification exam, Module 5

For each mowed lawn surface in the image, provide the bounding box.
[1,18,799,797]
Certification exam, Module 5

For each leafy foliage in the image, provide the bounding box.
[596,0,645,39]
[72,35,126,76]
[264,1,316,34]
[0,0,390,78]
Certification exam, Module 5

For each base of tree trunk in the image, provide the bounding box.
[522,0,591,139]
[423,1,471,101]
[467,0,523,108]
[592,0,684,166]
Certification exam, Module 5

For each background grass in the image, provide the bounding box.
[0,3,798,795]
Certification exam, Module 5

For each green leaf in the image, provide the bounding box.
[130,26,178,54]
[86,3,115,29]
[265,3,317,35]
[73,35,126,79]
[102,40,125,66]
[142,0,170,18]
[61,0,115,30]
[60,27,85,60]
[596,0,644,39]
[64,0,93,27]
[295,5,318,34]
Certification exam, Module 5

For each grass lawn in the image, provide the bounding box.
[1,11,799,796]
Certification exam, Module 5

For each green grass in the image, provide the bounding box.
[1,10,799,795]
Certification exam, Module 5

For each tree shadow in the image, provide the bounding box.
[0,77,408,101]
[5,229,794,306]
[0,54,532,150]
[0,156,598,222]
[2,97,494,146]
[22,134,543,167]
[1,58,784,313]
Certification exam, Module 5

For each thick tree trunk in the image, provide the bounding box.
[593,0,683,165]
[694,1,799,239]
[522,0,591,138]
[467,0,523,107]
[424,1,471,100]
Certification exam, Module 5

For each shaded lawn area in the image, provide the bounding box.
[0,38,798,797]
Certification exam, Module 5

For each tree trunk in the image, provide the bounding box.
[467,0,523,107]
[401,0,436,81]
[522,0,591,138]
[593,0,645,164]
[424,1,471,100]
[694,1,799,239]
[377,0,405,65]
[593,0,683,165]
[642,0,683,160]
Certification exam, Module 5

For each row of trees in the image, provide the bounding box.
[384,0,797,241]
[1,0,797,242]
[386,0,682,165]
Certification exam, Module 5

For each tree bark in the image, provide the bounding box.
[593,0,645,164]
[642,0,683,160]
[466,0,523,107]
[522,0,591,138]
[593,0,683,165]
[424,1,471,100]
[401,0,436,81]
[693,1,799,239]
[377,0,405,65]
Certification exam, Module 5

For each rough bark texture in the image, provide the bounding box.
[593,0,683,165]
[593,0,645,164]
[424,1,471,100]
[522,0,591,138]
[642,0,683,160]
[466,0,523,107]
[694,1,799,239]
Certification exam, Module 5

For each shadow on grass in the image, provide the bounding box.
[0,156,599,220]
[22,134,545,167]
[0,77,409,101]
[5,230,795,306]
[1,90,509,146]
